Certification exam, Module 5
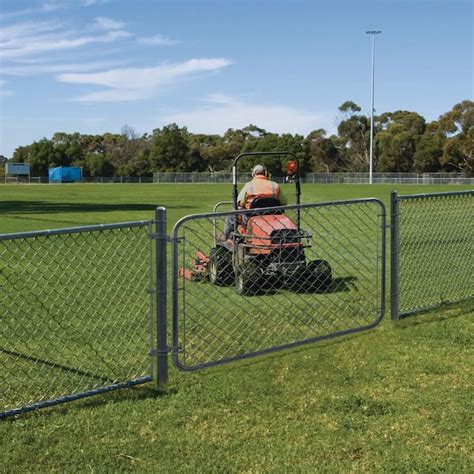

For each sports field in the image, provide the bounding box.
[0,183,473,472]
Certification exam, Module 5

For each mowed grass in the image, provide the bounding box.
[0,183,473,472]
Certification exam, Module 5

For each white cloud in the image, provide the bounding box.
[1,60,126,76]
[68,88,150,102]
[41,1,61,12]
[83,0,110,6]
[138,34,180,46]
[94,17,125,31]
[160,95,330,136]
[58,58,233,102]
[0,9,33,21]
[0,2,62,20]
[0,80,12,97]
[0,20,63,43]
[0,20,131,59]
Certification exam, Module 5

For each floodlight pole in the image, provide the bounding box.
[366,30,381,184]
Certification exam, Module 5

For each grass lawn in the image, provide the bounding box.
[0,183,473,472]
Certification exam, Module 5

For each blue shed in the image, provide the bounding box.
[48,167,82,183]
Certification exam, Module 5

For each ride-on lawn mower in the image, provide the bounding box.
[180,152,332,296]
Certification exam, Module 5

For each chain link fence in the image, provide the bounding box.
[3,172,472,185]
[303,172,473,185]
[154,172,254,184]
[172,199,386,370]
[152,172,473,185]
[391,190,474,319]
[0,221,153,419]
[4,189,471,418]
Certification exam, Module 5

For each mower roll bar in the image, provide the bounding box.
[231,152,301,212]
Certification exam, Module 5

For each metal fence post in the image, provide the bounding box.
[155,206,169,386]
[390,191,400,320]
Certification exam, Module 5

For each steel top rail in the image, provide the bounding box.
[397,189,474,200]
[0,220,152,241]
[171,198,385,233]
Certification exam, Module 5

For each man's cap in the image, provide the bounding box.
[252,164,267,177]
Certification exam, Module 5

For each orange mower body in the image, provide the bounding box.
[180,151,332,295]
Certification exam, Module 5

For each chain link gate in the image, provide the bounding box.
[0,221,155,419]
[391,190,474,320]
[171,199,386,370]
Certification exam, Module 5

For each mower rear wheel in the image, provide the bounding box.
[235,271,258,296]
[208,247,234,286]
[235,261,263,295]
[305,259,332,292]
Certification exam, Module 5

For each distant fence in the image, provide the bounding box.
[3,176,155,184]
[2,172,472,185]
[301,172,473,185]
[154,172,253,183]
[391,190,474,320]
[153,172,473,185]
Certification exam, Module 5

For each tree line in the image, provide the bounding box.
[5,100,473,177]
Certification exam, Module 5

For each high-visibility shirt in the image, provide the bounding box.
[237,175,286,209]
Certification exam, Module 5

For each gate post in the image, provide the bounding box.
[155,206,169,386]
[390,191,400,320]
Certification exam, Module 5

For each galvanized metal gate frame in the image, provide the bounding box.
[170,199,387,371]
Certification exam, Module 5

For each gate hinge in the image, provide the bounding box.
[148,233,174,243]
[149,347,172,356]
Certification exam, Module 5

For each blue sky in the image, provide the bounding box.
[0,0,472,157]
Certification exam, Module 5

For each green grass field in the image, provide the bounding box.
[0,183,473,472]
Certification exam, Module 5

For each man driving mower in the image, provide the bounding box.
[179,151,332,296]
[220,164,287,242]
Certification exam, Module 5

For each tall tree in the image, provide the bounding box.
[51,132,85,167]
[7,99,472,176]
[438,100,473,174]
[335,102,371,171]
[187,134,224,172]
[304,130,342,172]
[376,111,426,172]
[149,124,191,172]
[412,121,444,172]
[84,153,115,177]
[22,138,56,176]
[0,155,7,180]
[12,146,30,164]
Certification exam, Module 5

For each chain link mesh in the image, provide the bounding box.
[0,222,152,417]
[173,200,385,369]
[398,191,474,316]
